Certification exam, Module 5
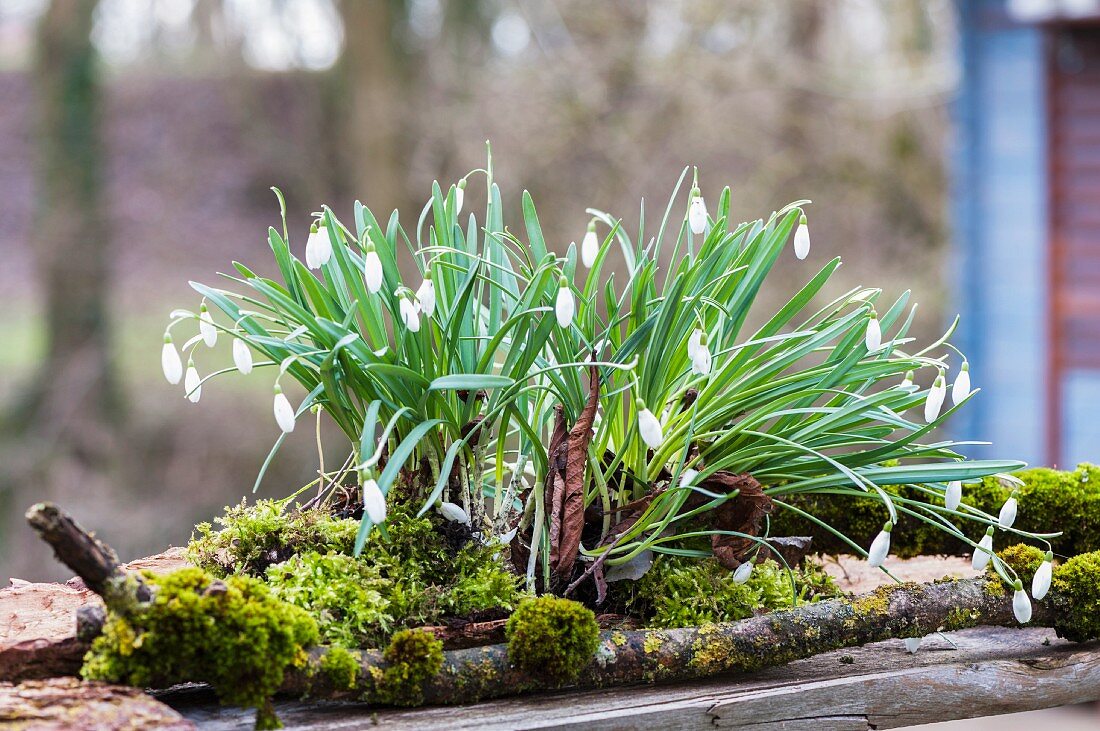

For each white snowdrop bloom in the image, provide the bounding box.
[793,213,810,260]
[952,361,972,405]
[732,562,753,584]
[688,328,703,361]
[272,385,296,433]
[363,478,387,525]
[865,311,882,352]
[581,221,599,268]
[998,493,1019,529]
[636,400,663,449]
[305,221,332,269]
[232,338,253,375]
[691,338,712,376]
[904,637,923,654]
[184,359,202,403]
[199,304,217,347]
[455,178,466,214]
[440,501,470,524]
[972,527,995,570]
[364,243,383,294]
[925,372,947,423]
[688,187,708,235]
[1013,580,1032,623]
[555,277,574,328]
[1032,552,1053,600]
[867,522,893,568]
[161,334,182,384]
[416,273,436,317]
[398,292,421,333]
[945,480,963,512]
[680,468,699,488]
[900,370,914,389]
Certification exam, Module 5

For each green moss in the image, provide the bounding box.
[992,544,1045,584]
[1050,551,1100,642]
[319,646,360,690]
[380,628,444,705]
[81,567,318,730]
[505,596,600,680]
[628,557,841,629]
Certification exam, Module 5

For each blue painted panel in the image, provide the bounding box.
[1063,371,1100,468]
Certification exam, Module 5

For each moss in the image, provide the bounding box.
[380,628,444,705]
[628,556,841,629]
[81,567,318,730]
[992,543,1045,584]
[505,596,600,681]
[1050,551,1100,642]
[643,632,664,654]
[319,646,360,690]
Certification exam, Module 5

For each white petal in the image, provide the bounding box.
[865,317,882,352]
[998,497,1018,529]
[416,279,436,317]
[184,365,202,403]
[691,347,712,376]
[455,185,465,214]
[945,480,962,511]
[1013,589,1032,623]
[233,339,253,375]
[312,226,332,266]
[440,502,470,524]
[925,378,946,423]
[581,231,599,268]
[638,408,663,449]
[199,310,217,347]
[688,329,703,360]
[972,534,993,570]
[273,392,296,433]
[364,251,384,293]
[555,287,575,328]
[793,222,811,260]
[904,637,923,654]
[952,368,972,406]
[161,342,183,384]
[680,468,699,488]
[1032,561,1052,601]
[363,479,387,524]
[867,530,891,568]
[732,562,753,584]
[688,197,707,235]
[400,298,421,332]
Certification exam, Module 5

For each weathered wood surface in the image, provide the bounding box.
[0,677,194,730]
[165,627,1099,730]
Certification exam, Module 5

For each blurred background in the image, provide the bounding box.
[0,0,1096,590]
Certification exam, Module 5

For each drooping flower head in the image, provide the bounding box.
[581,221,599,268]
[305,219,332,269]
[161,334,182,385]
[364,241,383,294]
[555,276,575,328]
[688,186,707,235]
[952,360,972,405]
[793,213,810,260]
[867,521,892,568]
[199,303,217,348]
[635,398,663,449]
[416,270,436,317]
[273,384,296,433]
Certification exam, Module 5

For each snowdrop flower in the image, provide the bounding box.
[272,384,296,433]
[184,358,202,403]
[998,491,1019,529]
[972,527,995,570]
[925,371,947,423]
[440,501,470,524]
[867,521,892,568]
[865,311,882,352]
[680,468,699,488]
[161,334,182,384]
[416,271,436,317]
[581,221,599,268]
[904,637,923,654]
[732,562,753,584]
[363,476,387,525]
[636,399,663,449]
[455,178,466,214]
[232,338,253,375]
[793,213,810,260]
[199,304,217,347]
[1032,551,1053,600]
[555,276,574,328]
[690,332,712,376]
[900,370,914,389]
[305,220,332,269]
[1013,580,1032,623]
[688,328,703,360]
[952,361,972,405]
[688,187,708,235]
[398,291,421,333]
[945,480,962,512]
[364,242,383,294]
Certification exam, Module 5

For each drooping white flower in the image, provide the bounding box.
[732,562,753,584]
[364,243,383,294]
[161,334,182,384]
[925,371,947,423]
[688,187,707,235]
[1032,552,1053,600]
[998,492,1019,529]
[233,338,253,375]
[900,370,914,389]
[690,335,712,376]
[680,468,699,488]
[636,399,663,449]
[363,477,387,525]
[455,178,466,214]
[945,480,962,512]
[952,361,972,405]
[1013,580,1032,623]
[865,311,882,352]
[440,501,470,524]
[688,328,703,361]
[184,359,202,403]
[555,277,574,328]
[581,221,599,268]
[273,385,296,433]
[904,637,923,654]
[199,304,217,348]
[793,213,810,260]
[305,221,332,269]
[972,527,994,570]
[398,292,421,333]
[416,272,436,317]
[867,522,892,568]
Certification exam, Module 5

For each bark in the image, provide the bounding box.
[0,677,193,730]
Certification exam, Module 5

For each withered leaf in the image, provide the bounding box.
[554,365,601,579]
[699,471,773,570]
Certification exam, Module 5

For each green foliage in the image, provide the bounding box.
[319,646,360,690]
[381,628,445,705]
[1051,551,1100,643]
[629,557,841,629]
[993,544,1045,584]
[81,568,317,730]
[505,596,600,680]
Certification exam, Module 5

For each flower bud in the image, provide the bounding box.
[440,501,470,524]
[925,371,947,423]
[363,477,387,524]
[972,526,994,570]
[732,562,753,584]
[998,492,1019,529]
[273,384,296,433]
[867,521,892,568]
[1032,552,1053,600]
[398,291,421,333]
[945,480,962,512]
[233,338,253,375]
[305,220,332,269]
[952,360,972,405]
[1012,580,1032,623]
[865,311,882,352]
[364,242,383,294]
[636,399,663,449]
[688,187,707,235]
[455,178,466,214]
[555,276,574,328]
[161,334,183,384]
[581,221,599,268]
[184,358,202,403]
[199,304,217,348]
[793,213,810,260]
[416,272,436,317]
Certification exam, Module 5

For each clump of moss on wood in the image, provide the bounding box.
[1050,551,1100,642]
[379,628,445,705]
[81,567,318,730]
[318,646,360,690]
[992,543,1046,584]
[627,556,841,629]
[505,596,600,681]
